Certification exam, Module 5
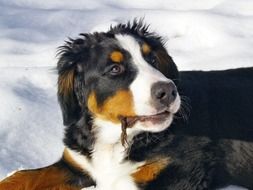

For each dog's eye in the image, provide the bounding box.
[145,53,157,66]
[150,57,156,65]
[107,64,125,76]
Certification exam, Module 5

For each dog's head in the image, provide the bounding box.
[58,20,180,147]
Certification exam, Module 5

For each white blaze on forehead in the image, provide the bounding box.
[115,34,171,115]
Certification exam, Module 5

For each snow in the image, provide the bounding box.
[0,67,64,178]
[0,0,252,189]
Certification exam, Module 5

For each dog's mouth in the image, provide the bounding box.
[119,111,171,146]
[122,111,171,126]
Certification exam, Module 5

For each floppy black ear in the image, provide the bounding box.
[154,46,179,84]
[57,40,83,126]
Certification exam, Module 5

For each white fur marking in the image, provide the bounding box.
[115,34,180,132]
[115,34,174,115]
[66,119,143,190]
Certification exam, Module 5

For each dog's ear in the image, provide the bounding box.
[154,46,179,84]
[57,39,84,126]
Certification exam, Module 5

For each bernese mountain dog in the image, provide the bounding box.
[1,20,253,190]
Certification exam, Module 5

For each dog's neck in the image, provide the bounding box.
[65,118,139,166]
[63,119,142,190]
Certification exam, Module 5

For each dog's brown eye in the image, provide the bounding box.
[108,64,125,76]
[144,53,157,67]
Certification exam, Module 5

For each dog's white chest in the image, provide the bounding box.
[90,143,140,190]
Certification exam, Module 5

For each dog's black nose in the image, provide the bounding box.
[151,81,177,107]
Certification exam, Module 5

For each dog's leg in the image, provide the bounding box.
[0,165,76,190]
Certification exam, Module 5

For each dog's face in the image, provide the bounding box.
[58,21,180,144]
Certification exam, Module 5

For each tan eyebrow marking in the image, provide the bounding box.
[110,51,124,63]
[141,43,151,54]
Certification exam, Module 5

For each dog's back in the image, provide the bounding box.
[179,67,253,140]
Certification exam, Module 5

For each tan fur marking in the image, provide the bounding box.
[142,43,151,55]
[110,51,124,63]
[87,90,136,123]
[0,166,77,190]
[87,91,101,115]
[132,157,170,184]
[58,69,75,97]
[63,148,83,172]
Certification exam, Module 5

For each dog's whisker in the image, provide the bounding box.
[175,96,191,122]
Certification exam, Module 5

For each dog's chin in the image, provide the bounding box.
[132,112,174,133]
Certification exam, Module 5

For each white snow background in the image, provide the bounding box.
[0,0,252,189]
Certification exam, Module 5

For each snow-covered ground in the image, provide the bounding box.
[0,0,252,189]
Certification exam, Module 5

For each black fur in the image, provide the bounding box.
[57,20,253,189]
[55,158,95,188]
[131,68,253,189]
